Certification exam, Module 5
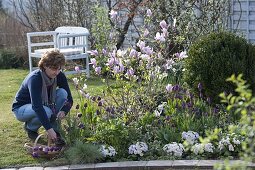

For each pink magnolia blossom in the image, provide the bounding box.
[129,49,138,58]
[141,46,153,55]
[160,20,168,29]
[126,68,134,77]
[146,9,152,17]
[162,28,168,37]
[137,40,145,49]
[90,58,97,67]
[88,50,98,56]
[143,28,149,37]
[155,32,165,42]
[95,66,101,74]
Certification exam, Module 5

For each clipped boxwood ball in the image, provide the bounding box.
[184,31,255,103]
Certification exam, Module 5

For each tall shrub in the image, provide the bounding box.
[184,31,255,103]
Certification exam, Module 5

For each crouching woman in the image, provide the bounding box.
[12,49,73,145]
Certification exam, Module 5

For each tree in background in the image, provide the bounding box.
[11,0,95,31]
[8,0,235,52]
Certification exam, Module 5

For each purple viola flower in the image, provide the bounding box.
[33,146,39,151]
[78,123,85,129]
[105,106,111,113]
[32,152,39,158]
[187,102,193,108]
[83,103,88,108]
[75,104,80,110]
[172,84,180,92]
[96,110,101,115]
[165,115,171,121]
[98,101,103,107]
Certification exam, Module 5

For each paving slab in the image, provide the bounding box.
[19,167,43,170]
[44,165,69,170]
[69,164,95,170]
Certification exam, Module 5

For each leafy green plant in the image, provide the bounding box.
[220,74,255,162]
[64,140,102,164]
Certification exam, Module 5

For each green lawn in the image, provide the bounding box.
[0,69,105,168]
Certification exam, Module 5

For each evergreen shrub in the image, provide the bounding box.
[184,31,255,103]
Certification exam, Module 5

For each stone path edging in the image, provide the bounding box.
[1,160,255,170]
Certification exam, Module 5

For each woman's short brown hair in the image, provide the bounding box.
[38,49,65,71]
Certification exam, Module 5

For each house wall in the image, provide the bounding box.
[230,0,255,44]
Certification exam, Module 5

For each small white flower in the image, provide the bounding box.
[204,143,214,153]
[128,142,148,156]
[233,138,241,145]
[163,142,184,157]
[72,78,79,85]
[182,131,199,145]
[100,145,117,157]
[83,83,87,90]
[192,143,204,155]
[228,144,234,151]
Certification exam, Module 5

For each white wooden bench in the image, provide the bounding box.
[27,26,90,76]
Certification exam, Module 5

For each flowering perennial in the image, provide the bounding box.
[100,145,117,157]
[192,143,214,155]
[128,142,148,156]
[163,142,184,157]
[218,134,241,152]
[182,131,199,145]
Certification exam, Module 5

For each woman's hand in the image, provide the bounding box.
[57,111,66,120]
[47,128,57,141]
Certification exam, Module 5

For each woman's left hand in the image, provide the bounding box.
[57,111,66,120]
